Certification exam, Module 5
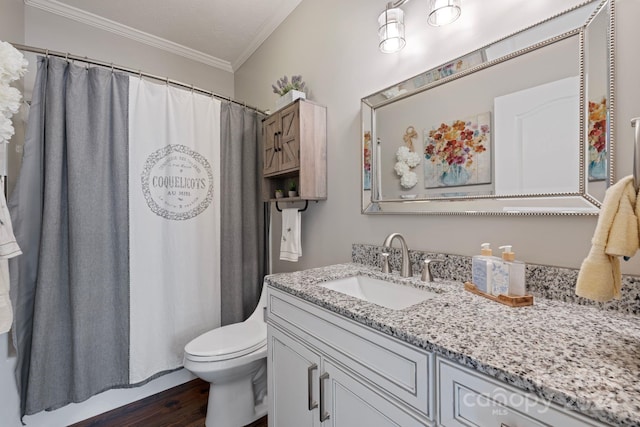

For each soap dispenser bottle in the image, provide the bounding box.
[490,247,510,296]
[499,245,526,296]
[472,243,494,293]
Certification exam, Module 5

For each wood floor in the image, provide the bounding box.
[70,379,268,427]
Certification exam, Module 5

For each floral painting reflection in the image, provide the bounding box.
[423,112,491,188]
[587,97,607,181]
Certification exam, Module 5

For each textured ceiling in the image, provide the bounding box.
[41,0,303,71]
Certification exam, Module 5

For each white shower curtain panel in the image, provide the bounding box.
[128,78,221,383]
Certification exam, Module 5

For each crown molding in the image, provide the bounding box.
[232,0,302,71]
[24,0,234,73]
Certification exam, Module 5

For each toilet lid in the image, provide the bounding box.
[185,319,266,361]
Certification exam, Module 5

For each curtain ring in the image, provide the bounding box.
[165,77,169,86]
[138,70,142,79]
[191,84,194,93]
[110,63,114,72]
[45,49,49,57]
[65,52,69,61]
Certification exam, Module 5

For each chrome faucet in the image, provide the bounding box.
[381,233,412,277]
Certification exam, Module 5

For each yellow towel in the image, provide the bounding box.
[576,175,638,301]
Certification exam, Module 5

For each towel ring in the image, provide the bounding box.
[275,200,308,212]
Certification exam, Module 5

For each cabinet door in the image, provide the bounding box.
[268,327,321,427]
[278,104,300,171]
[321,360,424,427]
[263,114,280,175]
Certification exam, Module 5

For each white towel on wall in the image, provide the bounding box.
[280,208,302,262]
[0,178,21,334]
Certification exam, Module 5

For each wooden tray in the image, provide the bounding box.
[464,282,533,307]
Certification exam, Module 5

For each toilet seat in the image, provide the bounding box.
[185,319,267,362]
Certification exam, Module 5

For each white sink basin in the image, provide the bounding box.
[319,275,437,310]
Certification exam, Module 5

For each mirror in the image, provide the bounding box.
[361,0,613,215]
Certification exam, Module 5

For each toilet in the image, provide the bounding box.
[184,287,268,427]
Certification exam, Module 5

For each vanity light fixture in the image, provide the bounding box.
[427,0,462,26]
[378,0,462,53]
[378,5,406,53]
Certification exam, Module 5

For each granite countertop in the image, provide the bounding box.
[264,262,640,427]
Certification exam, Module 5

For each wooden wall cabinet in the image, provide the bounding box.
[262,99,327,202]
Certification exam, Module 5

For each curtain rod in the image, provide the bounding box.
[10,42,267,115]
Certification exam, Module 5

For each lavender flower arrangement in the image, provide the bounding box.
[272,75,306,96]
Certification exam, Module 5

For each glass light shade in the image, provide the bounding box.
[428,0,461,26]
[378,8,406,53]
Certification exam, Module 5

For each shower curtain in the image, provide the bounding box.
[128,78,220,382]
[10,57,131,416]
[8,56,266,417]
[220,102,266,325]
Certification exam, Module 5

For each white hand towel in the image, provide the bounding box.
[0,180,21,334]
[280,208,302,262]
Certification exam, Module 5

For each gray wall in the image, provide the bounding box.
[0,0,23,41]
[23,7,234,97]
[235,0,640,276]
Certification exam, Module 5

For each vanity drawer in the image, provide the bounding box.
[266,286,433,420]
[436,357,607,427]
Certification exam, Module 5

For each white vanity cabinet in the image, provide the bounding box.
[266,285,434,427]
[266,284,610,427]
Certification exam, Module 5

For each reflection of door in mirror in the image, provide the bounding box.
[494,75,579,195]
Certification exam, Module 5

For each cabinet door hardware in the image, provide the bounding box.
[307,364,318,410]
[319,372,330,422]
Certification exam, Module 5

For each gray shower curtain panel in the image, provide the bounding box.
[8,56,267,417]
[9,57,130,416]
[220,102,267,325]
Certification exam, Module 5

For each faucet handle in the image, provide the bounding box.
[421,259,443,282]
[380,252,391,273]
